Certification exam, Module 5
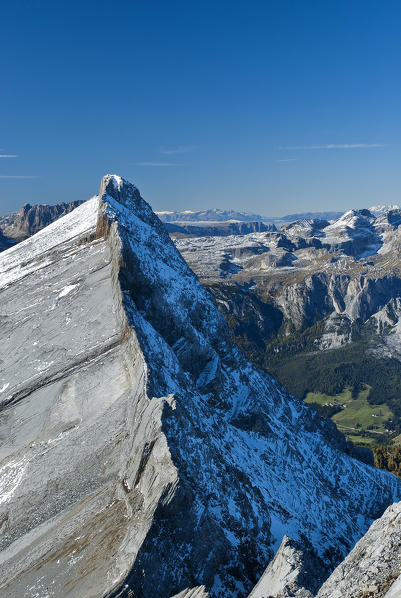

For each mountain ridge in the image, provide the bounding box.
[1,175,400,597]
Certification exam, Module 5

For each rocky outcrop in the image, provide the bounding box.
[315,501,401,598]
[1,175,401,598]
[248,502,401,598]
[248,536,324,598]
[170,587,210,598]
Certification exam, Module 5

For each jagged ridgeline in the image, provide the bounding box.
[0,175,400,598]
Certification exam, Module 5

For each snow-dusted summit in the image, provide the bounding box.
[0,175,400,598]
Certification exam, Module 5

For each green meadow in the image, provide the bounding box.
[305,386,394,446]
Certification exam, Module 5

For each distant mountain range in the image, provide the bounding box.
[0,200,85,246]
[156,208,266,222]
[2,203,388,245]
[3,204,399,241]
[0,204,345,247]
[156,208,345,223]
[165,220,277,237]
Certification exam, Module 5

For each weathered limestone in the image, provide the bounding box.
[248,536,324,598]
[316,502,401,598]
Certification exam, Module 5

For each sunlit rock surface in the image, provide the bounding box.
[170,587,209,598]
[248,536,324,598]
[0,176,400,598]
[316,501,401,598]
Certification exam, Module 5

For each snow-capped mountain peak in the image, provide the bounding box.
[369,204,401,214]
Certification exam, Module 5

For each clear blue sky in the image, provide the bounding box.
[1,0,401,216]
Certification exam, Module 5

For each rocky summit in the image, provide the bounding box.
[1,175,401,598]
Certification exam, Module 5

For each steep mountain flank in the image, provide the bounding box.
[1,176,400,598]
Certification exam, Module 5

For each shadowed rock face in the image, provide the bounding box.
[1,175,401,598]
[0,228,15,251]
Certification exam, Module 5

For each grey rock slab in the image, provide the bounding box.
[383,575,401,598]
[0,194,177,597]
[248,536,322,598]
[170,587,209,598]
[316,501,401,598]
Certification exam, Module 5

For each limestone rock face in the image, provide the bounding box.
[170,587,210,598]
[316,501,401,598]
[0,175,401,598]
[248,536,324,598]
[0,189,177,598]
[384,575,401,598]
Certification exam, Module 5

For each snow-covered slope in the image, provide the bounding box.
[1,176,400,598]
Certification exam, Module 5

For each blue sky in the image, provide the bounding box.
[1,0,401,215]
